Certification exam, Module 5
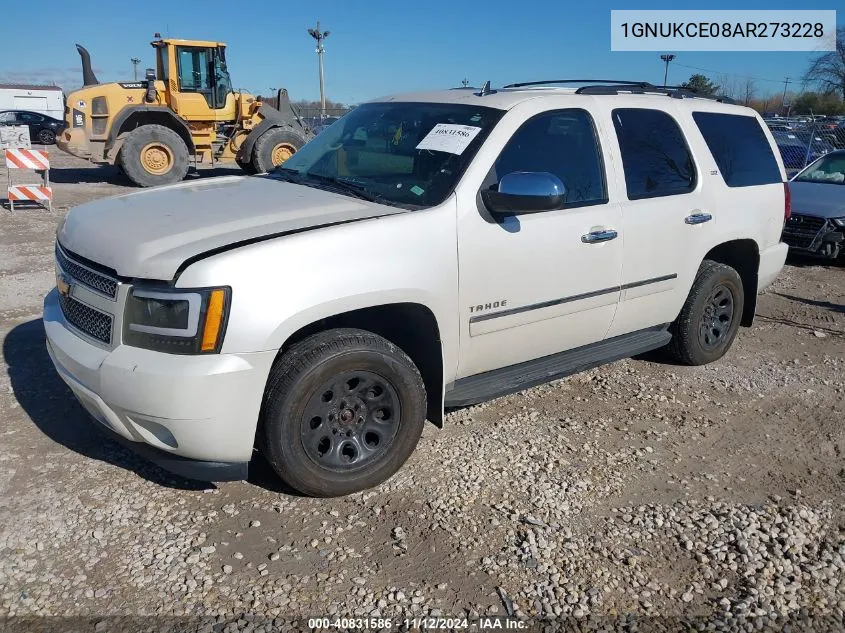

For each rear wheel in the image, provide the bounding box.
[118,124,189,187]
[36,129,55,145]
[260,328,427,497]
[666,260,744,365]
[251,127,308,174]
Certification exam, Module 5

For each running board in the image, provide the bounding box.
[444,325,671,407]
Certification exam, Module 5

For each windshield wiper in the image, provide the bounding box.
[301,173,384,203]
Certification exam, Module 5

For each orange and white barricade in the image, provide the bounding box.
[5,149,52,212]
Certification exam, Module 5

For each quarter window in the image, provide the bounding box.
[692,112,781,187]
[491,109,608,208]
[612,108,696,199]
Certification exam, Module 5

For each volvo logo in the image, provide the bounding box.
[56,270,72,298]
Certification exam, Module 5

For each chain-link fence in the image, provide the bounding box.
[764,117,845,175]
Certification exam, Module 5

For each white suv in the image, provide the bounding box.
[44,80,790,496]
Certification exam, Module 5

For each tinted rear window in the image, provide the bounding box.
[692,112,781,187]
[612,108,696,199]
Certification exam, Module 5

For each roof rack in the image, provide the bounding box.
[500,79,734,103]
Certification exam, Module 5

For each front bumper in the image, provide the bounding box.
[782,214,844,258]
[43,288,277,481]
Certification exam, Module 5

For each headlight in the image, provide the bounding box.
[832,218,845,227]
[123,286,230,354]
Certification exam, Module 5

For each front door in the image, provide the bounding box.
[456,105,624,378]
[171,46,234,121]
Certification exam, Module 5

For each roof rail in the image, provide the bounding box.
[502,79,650,89]
[500,79,735,103]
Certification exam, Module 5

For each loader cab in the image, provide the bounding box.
[153,36,236,122]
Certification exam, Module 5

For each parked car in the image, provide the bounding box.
[782,150,845,259]
[772,131,824,169]
[44,82,789,496]
[0,109,66,144]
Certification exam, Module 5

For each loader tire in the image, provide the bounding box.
[236,157,258,175]
[251,127,307,174]
[119,124,189,188]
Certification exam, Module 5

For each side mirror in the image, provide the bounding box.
[481,171,566,214]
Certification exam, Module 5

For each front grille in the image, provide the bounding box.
[55,245,118,299]
[783,214,826,250]
[59,293,113,344]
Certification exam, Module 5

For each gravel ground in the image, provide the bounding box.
[0,153,843,631]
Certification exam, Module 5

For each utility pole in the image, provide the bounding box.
[130,57,141,81]
[307,21,330,119]
[660,54,676,88]
[781,77,791,115]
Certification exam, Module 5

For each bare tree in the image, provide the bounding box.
[742,78,757,106]
[803,26,845,100]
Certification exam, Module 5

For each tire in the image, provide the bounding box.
[260,328,427,497]
[666,260,745,366]
[37,129,55,145]
[236,157,258,175]
[251,127,307,174]
[118,124,189,188]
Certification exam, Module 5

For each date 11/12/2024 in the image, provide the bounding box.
[308,616,528,630]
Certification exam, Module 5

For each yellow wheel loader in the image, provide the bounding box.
[57,35,314,187]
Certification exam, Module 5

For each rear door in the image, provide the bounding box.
[598,105,711,337]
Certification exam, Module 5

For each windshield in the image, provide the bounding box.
[794,153,845,185]
[273,101,504,208]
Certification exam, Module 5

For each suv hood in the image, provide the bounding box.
[789,181,845,219]
[58,175,407,280]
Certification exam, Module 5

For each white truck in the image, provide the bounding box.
[44,80,790,497]
[0,84,65,120]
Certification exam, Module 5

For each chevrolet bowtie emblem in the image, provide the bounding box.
[56,271,72,298]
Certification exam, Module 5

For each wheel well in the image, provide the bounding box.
[279,303,444,426]
[704,239,759,327]
[113,110,194,154]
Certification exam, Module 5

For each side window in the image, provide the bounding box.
[17,112,41,123]
[0,112,14,123]
[612,108,696,199]
[176,47,211,92]
[692,112,781,187]
[492,109,607,207]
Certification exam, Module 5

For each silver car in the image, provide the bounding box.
[783,150,845,259]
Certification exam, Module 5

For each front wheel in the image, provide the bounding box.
[260,328,427,497]
[666,260,744,366]
[251,127,308,174]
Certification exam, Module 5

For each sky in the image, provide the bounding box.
[0,0,840,104]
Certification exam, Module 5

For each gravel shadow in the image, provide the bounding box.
[3,318,213,490]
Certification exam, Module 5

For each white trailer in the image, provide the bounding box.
[0,84,65,120]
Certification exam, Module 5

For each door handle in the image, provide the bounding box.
[581,229,618,243]
[685,212,712,225]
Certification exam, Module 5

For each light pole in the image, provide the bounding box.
[461,78,470,88]
[130,57,141,81]
[308,21,330,119]
[660,53,675,88]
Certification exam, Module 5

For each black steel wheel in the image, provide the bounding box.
[260,328,427,497]
[667,260,744,366]
[301,370,401,471]
[698,284,735,351]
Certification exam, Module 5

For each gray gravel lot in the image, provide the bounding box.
[0,153,843,630]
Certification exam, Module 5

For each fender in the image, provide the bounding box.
[105,105,196,155]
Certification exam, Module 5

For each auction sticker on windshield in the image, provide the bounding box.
[416,124,482,154]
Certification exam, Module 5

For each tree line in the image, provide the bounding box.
[677,26,845,116]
